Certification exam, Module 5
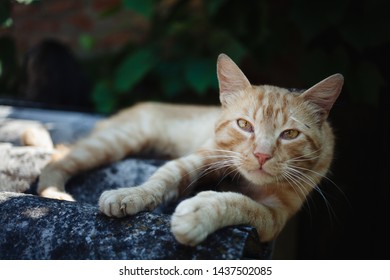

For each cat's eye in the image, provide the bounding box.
[237,119,254,133]
[280,129,300,140]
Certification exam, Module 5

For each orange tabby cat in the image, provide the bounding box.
[38,54,343,246]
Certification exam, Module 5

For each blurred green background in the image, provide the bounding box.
[1,0,389,259]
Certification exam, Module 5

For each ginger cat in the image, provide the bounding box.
[38,54,343,246]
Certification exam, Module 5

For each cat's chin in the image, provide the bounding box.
[242,168,276,185]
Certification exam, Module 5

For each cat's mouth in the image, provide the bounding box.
[241,166,277,185]
[238,158,278,184]
[249,168,272,177]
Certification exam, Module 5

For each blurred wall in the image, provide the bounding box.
[1,0,148,59]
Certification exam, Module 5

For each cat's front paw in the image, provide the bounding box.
[171,191,221,246]
[99,187,159,218]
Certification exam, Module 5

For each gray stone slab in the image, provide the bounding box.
[0,192,271,259]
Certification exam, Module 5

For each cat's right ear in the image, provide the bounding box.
[301,73,344,119]
[217,54,251,106]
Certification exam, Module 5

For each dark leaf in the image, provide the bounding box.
[114,47,156,93]
[79,34,95,51]
[211,30,247,62]
[205,0,227,17]
[156,62,186,98]
[185,58,218,95]
[92,81,117,114]
[0,1,11,27]
[122,0,155,20]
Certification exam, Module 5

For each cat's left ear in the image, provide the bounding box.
[301,73,344,118]
[217,54,251,106]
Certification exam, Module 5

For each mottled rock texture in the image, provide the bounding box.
[0,144,52,193]
[0,191,271,259]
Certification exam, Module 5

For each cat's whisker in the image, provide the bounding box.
[277,162,310,196]
[202,155,241,161]
[278,171,314,220]
[288,149,322,162]
[284,165,336,221]
[215,166,242,188]
[231,169,242,182]
[182,158,240,193]
[287,155,321,163]
[207,149,242,156]
[204,159,238,172]
[186,156,236,174]
[280,171,312,206]
[282,168,322,219]
[287,164,349,205]
[285,166,318,186]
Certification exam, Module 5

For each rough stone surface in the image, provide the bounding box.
[0,105,273,259]
[0,144,52,193]
[0,192,271,260]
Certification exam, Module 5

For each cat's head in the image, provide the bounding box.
[214,54,343,186]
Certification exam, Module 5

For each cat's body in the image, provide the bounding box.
[38,54,343,246]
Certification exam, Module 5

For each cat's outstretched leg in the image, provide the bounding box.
[99,152,209,217]
[38,125,146,201]
[170,191,291,246]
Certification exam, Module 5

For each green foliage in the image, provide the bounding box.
[89,0,254,113]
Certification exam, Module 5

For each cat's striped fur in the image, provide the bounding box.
[38,54,343,246]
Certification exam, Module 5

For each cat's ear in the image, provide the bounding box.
[301,73,344,118]
[217,54,251,106]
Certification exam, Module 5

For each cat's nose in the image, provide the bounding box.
[254,152,272,166]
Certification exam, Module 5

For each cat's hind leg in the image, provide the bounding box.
[38,144,75,201]
[38,125,148,201]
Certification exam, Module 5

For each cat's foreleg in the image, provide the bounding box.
[99,153,208,217]
[171,191,290,246]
